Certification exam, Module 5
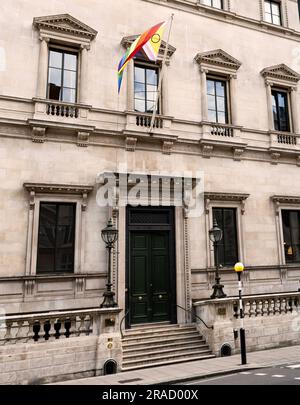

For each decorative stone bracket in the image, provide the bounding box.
[125,136,137,152]
[77,131,90,147]
[162,140,174,155]
[31,126,47,143]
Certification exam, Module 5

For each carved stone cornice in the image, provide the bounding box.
[204,192,250,202]
[205,192,249,214]
[271,195,300,205]
[33,14,97,40]
[261,64,300,86]
[194,49,242,72]
[121,35,176,61]
[23,183,93,196]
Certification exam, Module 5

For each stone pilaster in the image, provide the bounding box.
[230,74,238,125]
[266,81,274,131]
[127,59,134,111]
[201,68,208,121]
[290,87,299,134]
[37,37,49,99]
[80,45,90,104]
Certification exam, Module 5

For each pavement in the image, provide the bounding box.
[52,344,300,385]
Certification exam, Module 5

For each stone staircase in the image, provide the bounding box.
[121,322,215,371]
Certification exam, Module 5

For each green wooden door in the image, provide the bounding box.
[129,231,171,324]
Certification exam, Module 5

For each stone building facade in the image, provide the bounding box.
[1,0,300,332]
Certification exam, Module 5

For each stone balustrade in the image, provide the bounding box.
[194,291,300,356]
[210,123,234,137]
[270,131,300,151]
[135,113,163,129]
[0,307,120,345]
[46,101,79,118]
[277,133,297,146]
[235,293,300,318]
[125,110,173,133]
[200,122,246,153]
[32,98,91,123]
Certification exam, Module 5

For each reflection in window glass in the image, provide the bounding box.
[212,208,238,267]
[134,64,159,113]
[202,0,223,9]
[272,90,290,132]
[206,78,228,124]
[48,49,78,103]
[37,203,76,274]
[282,210,300,263]
[264,1,281,25]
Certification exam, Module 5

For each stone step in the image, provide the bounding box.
[121,353,216,371]
[123,344,210,360]
[122,330,200,343]
[123,324,196,337]
[130,321,172,329]
[123,338,207,353]
[122,348,213,367]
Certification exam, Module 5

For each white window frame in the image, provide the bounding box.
[201,0,224,10]
[194,50,241,126]
[47,45,80,104]
[206,74,231,125]
[271,86,292,133]
[133,60,162,115]
[200,0,231,11]
[33,14,97,103]
[261,0,288,27]
[261,64,300,135]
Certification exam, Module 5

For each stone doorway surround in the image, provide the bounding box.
[96,171,203,325]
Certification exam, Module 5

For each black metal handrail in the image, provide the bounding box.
[120,308,130,339]
[176,304,213,330]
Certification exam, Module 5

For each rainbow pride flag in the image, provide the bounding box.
[118,21,166,93]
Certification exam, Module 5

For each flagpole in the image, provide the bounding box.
[149,14,174,134]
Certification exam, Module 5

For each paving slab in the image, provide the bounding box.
[51,345,300,385]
